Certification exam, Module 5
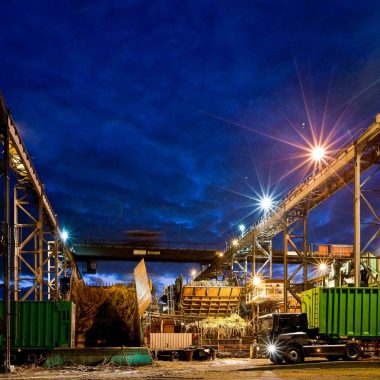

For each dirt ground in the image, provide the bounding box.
[1,358,380,379]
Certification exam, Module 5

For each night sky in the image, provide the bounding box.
[1,1,380,291]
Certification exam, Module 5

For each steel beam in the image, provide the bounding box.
[354,148,361,286]
[1,101,11,372]
[303,216,308,290]
[283,221,288,312]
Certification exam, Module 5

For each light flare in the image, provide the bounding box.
[259,195,274,212]
[311,146,326,162]
[60,229,69,243]
[253,276,262,286]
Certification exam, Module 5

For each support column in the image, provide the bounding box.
[54,233,59,299]
[252,236,256,277]
[268,239,273,279]
[283,221,288,312]
[2,111,11,372]
[354,149,361,287]
[303,216,308,290]
[13,189,19,301]
[38,198,44,300]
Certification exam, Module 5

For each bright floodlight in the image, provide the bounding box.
[268,344,277,354]
[238,224,246,233]
[311,146,326,162]
[253,276,262,286]
[60,229,69,243]
[319,263,328,273]
[259,195,273,212]
[218,252,224,257]
[191,269,197,277]
[232,239,239,247]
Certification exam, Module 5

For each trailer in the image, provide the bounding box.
[253,287,380,364]
[149,333,215,361]
[0,301,75,363]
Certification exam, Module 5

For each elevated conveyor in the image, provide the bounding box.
[0,95,80,300]
[197,115,380,281]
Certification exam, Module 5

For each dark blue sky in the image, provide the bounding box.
[1,1,380,289]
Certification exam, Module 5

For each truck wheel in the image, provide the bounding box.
[284,346,303,364]
[269,355,284,364]
[344,344,361,361]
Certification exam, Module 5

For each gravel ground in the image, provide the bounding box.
[1,358,380,379]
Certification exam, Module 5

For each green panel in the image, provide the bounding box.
[0,301,74,349]
[301,287,380,339]
[44,347,152,368]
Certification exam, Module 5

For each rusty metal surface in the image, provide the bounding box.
[150,333,192,349]
[180,285,242,317]
[133,259,152,316]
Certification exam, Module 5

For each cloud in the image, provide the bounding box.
[1,1,380,289]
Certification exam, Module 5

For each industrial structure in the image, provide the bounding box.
[1,92,380,368]
[196,115,380,313]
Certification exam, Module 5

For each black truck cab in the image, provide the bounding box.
[254,313,362,364]
[255,313,309,364]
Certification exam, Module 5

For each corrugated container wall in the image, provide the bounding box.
[302,287,380,339]
[150,333,192,349]
[0,301,75,349]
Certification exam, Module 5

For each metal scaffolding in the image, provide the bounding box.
[0,94,81,303]
[197,115,380,308]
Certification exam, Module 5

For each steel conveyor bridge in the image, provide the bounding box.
[197,115,380,309]
[0,95,80,301]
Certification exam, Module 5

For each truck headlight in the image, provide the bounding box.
[268,344,277,353]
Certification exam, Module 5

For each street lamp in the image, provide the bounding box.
[232,239,239,247]
[319,262,328,273]
[311,146,326,162]
[253,276,262,286]
[239,224,246,234]
[60,229,69,243]
[259,195,274,212]
[318,262,329,287]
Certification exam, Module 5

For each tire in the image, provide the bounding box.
[344,344,361,361]
[284,346,303,364]
[269,355,284,364]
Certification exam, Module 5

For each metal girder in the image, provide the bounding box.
[198,115,380,289]
[0,99,11,371]
[226,116,380,253]
[6,110,57,229]
[13,184,60,300]
[254,239,272,278]
[214,116,380,280]
[0,95,81,302]
[283,216,308,311]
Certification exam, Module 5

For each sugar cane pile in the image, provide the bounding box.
[198,313,252,339]
[71,282,140,346]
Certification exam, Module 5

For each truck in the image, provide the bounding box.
[254,287,380,364]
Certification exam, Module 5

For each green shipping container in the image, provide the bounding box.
[0,301,75,349]
[302,287,380,339]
